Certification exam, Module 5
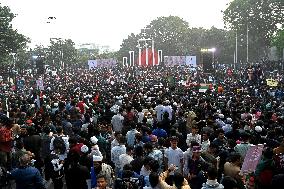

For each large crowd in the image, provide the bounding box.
[1,61,284,189]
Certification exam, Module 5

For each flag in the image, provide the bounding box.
[241,144,264,174]
[199,83,211,93]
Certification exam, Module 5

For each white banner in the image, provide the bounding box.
[88,59,117,69]
[36,79,44,90]
[88,60,97,70]
[164,56,186,67]
[186,56,197,67]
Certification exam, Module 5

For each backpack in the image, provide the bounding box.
[0,126,12,142]
[53,136,66,154]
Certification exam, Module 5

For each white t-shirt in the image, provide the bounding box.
[186,133,201,146]
[155,105,165,122]
[164,147,183,171]
[163,105,173,120]
[119,154,133,170]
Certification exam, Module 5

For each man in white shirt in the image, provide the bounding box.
[164,136,184,173]
[186,125,201,147]
[119,146,134,171]
[111,108,124,133]
[126,123,139,147]
[201,132,210,152]
[154,100,165,122]
[111,136,126,175]
[163,101,173,121]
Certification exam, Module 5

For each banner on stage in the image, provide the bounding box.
[164,56,197,67]
[88,59,117,69]
[186,56,197,67]
[88,60,97,70]
[164,56,186,66]
[36,79,44,90]
[96,58,117,68]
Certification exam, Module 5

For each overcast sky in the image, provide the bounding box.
[2,0,232,50]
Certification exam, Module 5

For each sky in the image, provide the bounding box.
[1,0,232,51]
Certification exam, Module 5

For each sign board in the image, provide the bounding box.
[88,60,97,70]
[241,144,264,174]
[164,56,186,66]
[88,59,117,69]
[186,56,197,68]
[36,79,44,90]
[266,79,278,87]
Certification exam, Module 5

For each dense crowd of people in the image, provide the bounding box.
[1,61,284,189]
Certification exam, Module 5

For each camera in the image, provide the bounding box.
[114,177,143,189]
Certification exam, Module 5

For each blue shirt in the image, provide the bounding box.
[152,128,167,138]
[90,167,97,188]
[11,166,45,189]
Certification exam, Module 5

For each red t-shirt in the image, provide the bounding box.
[77,101,85,114]
[70,143,84,155]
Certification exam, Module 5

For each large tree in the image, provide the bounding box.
[223,0,284,61]
[46,38,77,68]
[189,27,235,64]
[118,16,236,64]
[118,16,191,60]
[145,16,191,56]
[0,4,28,65]
[118,33,141,61]
[271,28,284,58]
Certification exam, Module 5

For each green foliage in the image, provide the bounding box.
[77,48,100,65]
[146,16,191,56]
[0,4,28,66]
[45,38,77,68]
[14,48,32,72]
[272,29,284,57]
[223,0,284,59]
[118,16,236,64]
[118,33,141,59]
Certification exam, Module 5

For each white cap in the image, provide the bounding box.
[90,136,98,144]
[219,114,224,119]
[80,145,89,153]
[93,155,103,162]
[255,126,262,133]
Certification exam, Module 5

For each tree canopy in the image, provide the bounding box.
[0,4,28,65]
[118,16,235,64]
[271,28,284,58]
[223,0,284,59]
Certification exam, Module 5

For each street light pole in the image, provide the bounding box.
[235,31,238,69]
[246,23,249,63]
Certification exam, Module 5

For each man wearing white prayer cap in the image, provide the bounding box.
[90,155,114,188]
